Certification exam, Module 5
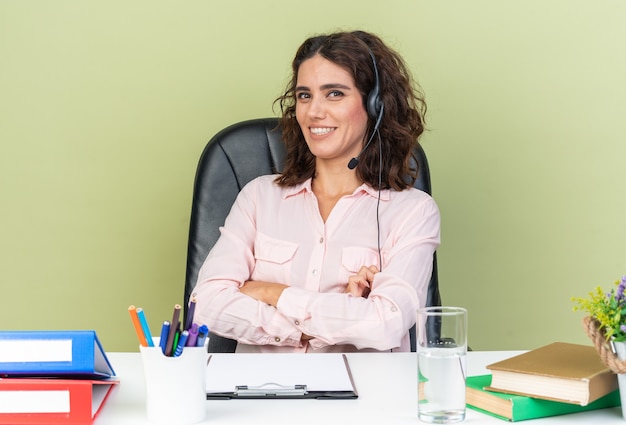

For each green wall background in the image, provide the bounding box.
[1,1,625,352]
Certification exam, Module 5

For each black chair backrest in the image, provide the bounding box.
[183,118,440,352]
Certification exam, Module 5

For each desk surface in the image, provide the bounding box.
[97,351,624,425]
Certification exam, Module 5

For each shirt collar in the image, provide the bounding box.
[283,178,390,201]
[283,180,310,199]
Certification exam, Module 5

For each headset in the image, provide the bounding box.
[346,45,385,271]
[347,48,385,170]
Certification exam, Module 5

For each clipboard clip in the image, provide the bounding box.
[235,383,308,397]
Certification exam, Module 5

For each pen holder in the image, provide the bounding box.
[140,342,209,425]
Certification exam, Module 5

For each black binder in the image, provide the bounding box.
[205,353,358,399]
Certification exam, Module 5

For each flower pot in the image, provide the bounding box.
[583,317,626,420]
[613,341,626,420]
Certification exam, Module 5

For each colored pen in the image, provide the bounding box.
[172,327,180,356]
[196,324,209,347]
[174,330,189,357]
[164,304,181,356]
[159,321,171,354]
[128,305,148,347]
[136,308,154,347]
[186,323,199,347]
[184,293,197,331]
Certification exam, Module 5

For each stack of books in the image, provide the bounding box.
[466,342,620,422]
[0,330,118,425]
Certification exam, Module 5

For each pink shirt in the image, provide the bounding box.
[193,175,440,352]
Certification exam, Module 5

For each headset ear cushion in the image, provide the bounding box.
[367,88,381,119]
[366,47,383,120]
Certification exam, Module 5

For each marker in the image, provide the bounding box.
[159,321,170,354]
[186,323,199,347]
[172,327,181,357]
[164,304,181,356]
[174,330,189,357]
[184,294,197,331]
[196,324,209,347]
[128,305,148,347]
[136,308,154,347]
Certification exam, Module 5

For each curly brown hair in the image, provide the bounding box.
[274,30,427,190]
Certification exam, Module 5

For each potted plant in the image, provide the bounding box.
[573,276,626,418]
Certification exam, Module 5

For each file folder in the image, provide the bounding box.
[0,330,115,378]
[0,377,119,425]
[205,353,358,399]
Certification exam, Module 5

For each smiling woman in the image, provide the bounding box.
[294,55,369,174]
[275,30,427,190]
[192,30,440,354]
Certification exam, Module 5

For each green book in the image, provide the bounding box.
[466,375,620,422]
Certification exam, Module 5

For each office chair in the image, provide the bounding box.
[183,118,441,352]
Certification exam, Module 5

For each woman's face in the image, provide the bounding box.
[295,54,369,167]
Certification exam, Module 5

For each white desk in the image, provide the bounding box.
[97,351,624,424]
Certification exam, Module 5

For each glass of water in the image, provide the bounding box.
[417,306,468,423]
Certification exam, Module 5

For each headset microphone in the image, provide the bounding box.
[348,47,384,170]
[347,103,384,169]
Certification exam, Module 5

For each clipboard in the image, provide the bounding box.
[205,353,358,399]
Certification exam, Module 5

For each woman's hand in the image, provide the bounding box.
[239,280,287,307]
[344,265,379,298]
[241,281,312,343]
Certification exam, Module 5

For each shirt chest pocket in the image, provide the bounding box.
[339,246,381,283]
[252,232,299,284]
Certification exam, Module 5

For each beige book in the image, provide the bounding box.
[486,342,618,406]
